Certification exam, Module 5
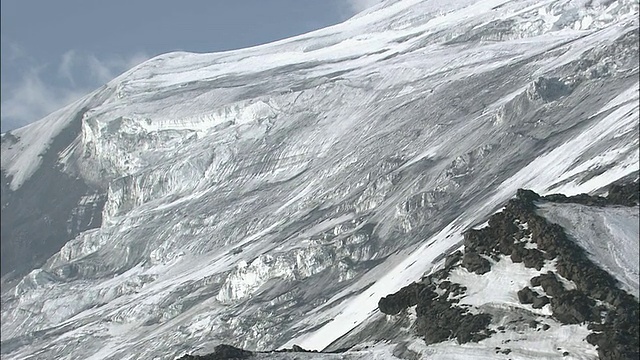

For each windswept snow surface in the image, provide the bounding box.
[538,203,640,298]
[407,323,598,360]
[1,0,639,359]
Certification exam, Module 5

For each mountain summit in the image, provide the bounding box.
[1,0,638,359]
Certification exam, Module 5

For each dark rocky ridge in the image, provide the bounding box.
[377,180,639,359]
[177,345,253,360]
[176,344,350,360]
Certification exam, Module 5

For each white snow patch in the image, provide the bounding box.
[448,256,554,316]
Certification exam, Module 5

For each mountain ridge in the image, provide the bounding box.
[1,0,639,359]
[175,182,639,359]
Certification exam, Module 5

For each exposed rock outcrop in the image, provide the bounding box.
[177,344,253,360]
[378,181,639,359]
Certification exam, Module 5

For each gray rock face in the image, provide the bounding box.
[1,110,105,282]
[0,0,638,359]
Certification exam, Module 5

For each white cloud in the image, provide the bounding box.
[87,54,115,84]
[58,50,149,86]
[2,50,149,132]
[58,50,78,85]
[0,67,86,131]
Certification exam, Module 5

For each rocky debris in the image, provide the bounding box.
[530,272,565,297]
[380,267,493,345]
[531,296,550,310]
[378,282,425,315]
[177,343,351,360]
[526,77,572,102]
[516,287,538,305]
[542,193,608,206]
[415,292,494,345]
[505,186,639,360]
[378,183,638,356]
[510,245,545,270]
[461,252,491,275]
[277,345,314,353]
[549,290,598,324]
[444,250,463,270]
[274,344,350,354]
[516,287,550,309]
[177,344,253,360]
[542,180,639,207]
[532,294,550,309]
[606,181,640,206]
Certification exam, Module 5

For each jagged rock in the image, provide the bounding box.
[177,344,253,360]
[510,244,524,263]
[530,272,565,297]
[526,77,571,102]
[497,237,515,255]
[521,248,545,270]
[517,287,538,304]
[550,290,597,324]
[277,345,317,353]
[516,188,541,204]
[588,331,640,360]
[415,296,493,345]
[606,181,639,205]
[555,256,618,301]
[542,180,639,207]
[463,228,496,256]
[532,295,550,309]
[543,194,568,202]
[378,282,427,315]
[461,252,491,275]
[444,250,463,269]
[568,193,606,206]
[455,314,494,344]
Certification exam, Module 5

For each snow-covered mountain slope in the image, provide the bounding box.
[538,202,639,298]
[1,0,639,359]
[181,187,640,360]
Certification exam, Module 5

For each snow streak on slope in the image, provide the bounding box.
[0,88,112,190]
[538,203,640,298]
[1,0,639,359]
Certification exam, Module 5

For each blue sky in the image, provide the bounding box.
[1,0,381,132]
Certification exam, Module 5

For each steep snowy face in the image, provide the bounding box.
[1,0,639,359]
[538,203,640,298]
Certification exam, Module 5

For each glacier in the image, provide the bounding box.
[1,0,639,359]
